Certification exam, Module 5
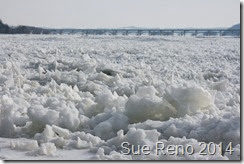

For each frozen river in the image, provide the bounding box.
[0,35,240,160]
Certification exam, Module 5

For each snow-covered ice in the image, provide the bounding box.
[0,35,240,160]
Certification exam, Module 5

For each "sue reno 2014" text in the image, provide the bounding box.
[121,142,234,156]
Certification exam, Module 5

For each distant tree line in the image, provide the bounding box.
[0,19,59,34]
[0,19,10,33]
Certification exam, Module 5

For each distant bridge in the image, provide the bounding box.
[54,28,240,37]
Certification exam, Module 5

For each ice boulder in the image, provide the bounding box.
[65,137,92,149]
[209,80,228,91]
[52,125,70,138]
[164,84,215,116]
[135,86,159,98]
[27,105,59,133]
[68,131,104,146]
[85,90,127,117]
[34,125,56,143]
[10,139,39,151]
[125,86,177,123]
[58,107,80,132]
[31,142,57,156]
[93,112,129,140]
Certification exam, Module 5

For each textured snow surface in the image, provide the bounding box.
[0,35,240,160]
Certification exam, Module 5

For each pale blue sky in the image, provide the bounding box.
[0,0,240,28]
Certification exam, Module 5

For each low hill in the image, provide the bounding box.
[229,24,240,30]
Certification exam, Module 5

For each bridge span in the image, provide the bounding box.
[57,28,240,37]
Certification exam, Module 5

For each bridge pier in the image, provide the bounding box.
[138,30,143,35]
[112,30,117,35]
